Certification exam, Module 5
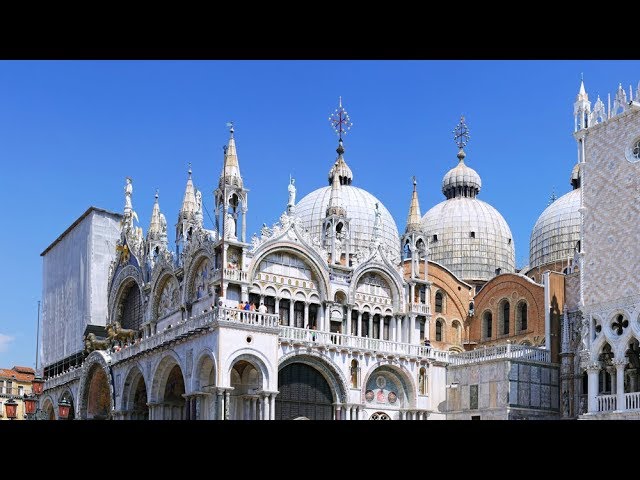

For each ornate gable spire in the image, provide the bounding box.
[148,190,167,241]
[405,177,422,233]
[219,122,243,188]
[574,77,591,131]
[176,164,203,253]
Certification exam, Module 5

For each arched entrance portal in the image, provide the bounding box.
[162,365,186,420]
[230,360,262,420]
[42,398,56,420]
[276,363,333,420]
[86,366,111,419]
[122,367,148,420]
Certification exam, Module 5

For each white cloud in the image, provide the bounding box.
[0,334,14,353]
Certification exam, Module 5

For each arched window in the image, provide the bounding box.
[403,242,411,259]
[499,300,510,335]
[419,285,426,303]
[516,301,528,332]
[483,311,493,339]
[418,367,427,395]
[435,291,444,313]
[350,360,359,388]
[452,320,461,344]
[435,320,443,342]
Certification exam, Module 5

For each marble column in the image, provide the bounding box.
[357,311,363,337]
[289,301,295,328]
[304,303,309,328]
[615,360,626,411]
[224,391,230,420]
[409,315,416,344]
[252,397,258,420]
[262,395,269,420]
[346,306,352,337]
[270,393,276,420]
[397,316,403,343]
[379,316,384,340]
[587,364,599,413]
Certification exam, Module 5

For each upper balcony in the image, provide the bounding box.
[210,267,248,284]
[279,325,450,363]
[111,307,280,364]
[406,303,430,316]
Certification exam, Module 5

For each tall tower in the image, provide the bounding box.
[214,123,249,244]
[402,177,431,341]
[574,78,591,132]
[213,123,250,302]
[402,177,427,280]
[322,97,352,266]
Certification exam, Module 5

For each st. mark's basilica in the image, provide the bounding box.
[39,80,640,420]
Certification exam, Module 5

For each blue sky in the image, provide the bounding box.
[0,60,638,369]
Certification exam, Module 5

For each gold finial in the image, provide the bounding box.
[188,162,192,176]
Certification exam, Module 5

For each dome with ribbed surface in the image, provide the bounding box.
[421,198,515,282]
[442,160,482,198]
[529,188,581,269]
[296,186,400,257]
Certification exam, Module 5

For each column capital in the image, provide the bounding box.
[586,363,600,372]
[613,359,627,368]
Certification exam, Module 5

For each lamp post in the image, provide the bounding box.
[58,398,71,420]
[4,398,18,420]
[23,374,49,420]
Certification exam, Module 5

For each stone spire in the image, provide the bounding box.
[147,190,167,239]
[405,177,422,233]
[219,123,243,189]
[147,190,168,267]
[175,164,202,256]
[180,164,197,218]
[574,78,591,131]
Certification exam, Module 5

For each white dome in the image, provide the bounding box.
[295,185,400,257]
[421,197,515,282]
[442,161,482,197]
[529,188,581,269]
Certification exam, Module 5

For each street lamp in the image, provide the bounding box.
[31,375,44,395]
[58,398,71,420]
[23,374,49,420]
[4,398,18,420]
